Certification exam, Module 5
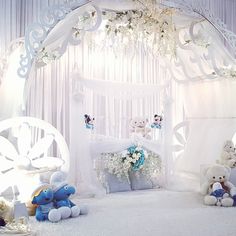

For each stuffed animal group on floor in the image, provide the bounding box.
[201,164,236,207]
[218,140,236,168]
[31,171,88,223]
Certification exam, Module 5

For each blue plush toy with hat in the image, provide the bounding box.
[31,183,62,222]
[50,171,88,219]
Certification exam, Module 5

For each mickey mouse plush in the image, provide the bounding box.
[151,114,163,129]
[84,114,95,130]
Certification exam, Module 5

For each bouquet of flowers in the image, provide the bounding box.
[98,145,161,184]
[121,145,147,171]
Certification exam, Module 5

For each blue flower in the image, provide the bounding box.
[128,145,137,154]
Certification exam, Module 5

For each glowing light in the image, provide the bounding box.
[0,117,69,201]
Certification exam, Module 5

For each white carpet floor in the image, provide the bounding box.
[29,189,236,236]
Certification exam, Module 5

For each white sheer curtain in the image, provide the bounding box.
[171,79,236,191]
[0,0,65,121]
[25,34,169,194]
[0,44,25,120]
[72,39,167,139]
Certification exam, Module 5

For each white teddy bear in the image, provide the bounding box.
[218,140,236,168]
[129,117,151,139]
[201,164,236,207]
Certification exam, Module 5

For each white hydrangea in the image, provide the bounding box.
[95,148,162,187]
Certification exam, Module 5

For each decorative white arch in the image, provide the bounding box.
[17,0,102,79]
[15,0,236,193]
[17,0,236,84]
[0,116,70,201]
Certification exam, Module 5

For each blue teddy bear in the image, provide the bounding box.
[31,184,61,222]
[50,171,88,219]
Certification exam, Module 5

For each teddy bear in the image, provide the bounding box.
[218,140,236,168]
[50,171,88,219]
[129,117,151,139]
[0,197,13,225]
[201,164,236,207]
[31,183,65,222]
[84,114,95,130]
[151,114,163,129]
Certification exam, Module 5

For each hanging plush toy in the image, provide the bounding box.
[151,114,163,129]
[84,114,95,130]
[31,184,62,222]
[50,171,88,219]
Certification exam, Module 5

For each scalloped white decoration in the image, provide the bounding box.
[17,0,102,79]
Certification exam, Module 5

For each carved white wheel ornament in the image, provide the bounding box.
[0,117,69,197]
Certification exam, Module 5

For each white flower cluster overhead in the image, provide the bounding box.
[101,1,176,56]
[36,0,177,65]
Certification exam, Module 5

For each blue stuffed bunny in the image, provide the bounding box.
[50,171,88,219]
[31,184,61,222]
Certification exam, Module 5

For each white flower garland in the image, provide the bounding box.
[101,7,176,56]
[36,47,61,65]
